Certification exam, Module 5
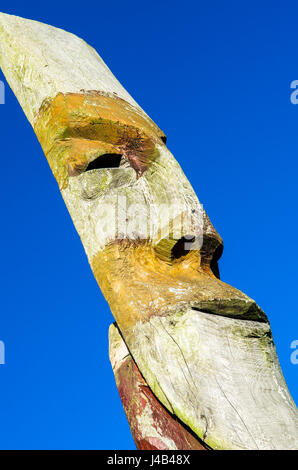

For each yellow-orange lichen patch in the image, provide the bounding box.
[34,92,166,188]
[91,240,260,334]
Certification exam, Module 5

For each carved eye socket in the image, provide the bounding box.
[85,153,123,171]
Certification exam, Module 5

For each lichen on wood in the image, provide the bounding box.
[0,12,297,450]
[109,323,207,450]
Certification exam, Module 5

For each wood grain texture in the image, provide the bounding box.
[109,324,207,450]
[127,309,298,449]
[0,12,141,124]
[0,12,297,450]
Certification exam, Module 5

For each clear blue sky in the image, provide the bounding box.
[0,1,297,450]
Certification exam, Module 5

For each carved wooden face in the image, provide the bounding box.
[34,91,265,334]
[1,12,296,452]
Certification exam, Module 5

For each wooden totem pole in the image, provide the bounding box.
[0,13,297,450]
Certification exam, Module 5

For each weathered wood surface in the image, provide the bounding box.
[109,324,206,450]
[0,12,297,449]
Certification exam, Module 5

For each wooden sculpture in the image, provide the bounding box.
[0,12,297,450]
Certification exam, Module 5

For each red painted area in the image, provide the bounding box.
[115,357,206,450]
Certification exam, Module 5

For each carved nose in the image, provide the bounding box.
[153,230,266,323]
[191,295,267,322]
